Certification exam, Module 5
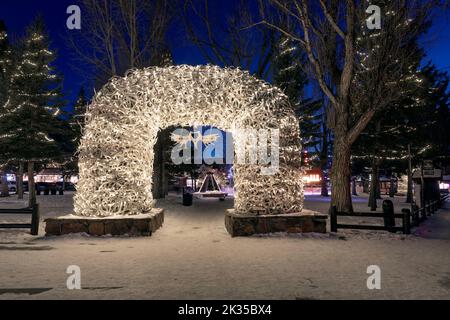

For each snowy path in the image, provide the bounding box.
[0,192,449,300]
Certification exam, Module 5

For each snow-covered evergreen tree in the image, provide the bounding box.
[0,17,64,205]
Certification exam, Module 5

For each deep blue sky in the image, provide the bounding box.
[0,0,449,109]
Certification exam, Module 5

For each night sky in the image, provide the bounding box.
[0,0,449,109]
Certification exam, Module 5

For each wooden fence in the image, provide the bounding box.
[330,194,448,235]
[0,204,40,235]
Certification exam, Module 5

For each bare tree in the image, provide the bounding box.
[68,0,175,87]
[67,0,176,198]
[182,0,277,79]
[256,0,435,212]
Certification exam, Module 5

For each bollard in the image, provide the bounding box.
[419,203,426,220]
[383,200,396,232]
[30,204,40,236]
[330,206,338,233]
[182,188,193,206]
[411,204,419,226]
[402,209,411,235]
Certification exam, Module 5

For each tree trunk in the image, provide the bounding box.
[352,177,358,196]
[162,150,169,197]
[320,122,329,197]
[330,138,352,213]
[28,161,36,207]
[363,178,369,193]
[376,180,382,199]
[321,173,329,197]
[17,162,24,199]
[389,176,395,198]
[368,161,379,211]
[406,170,413,203]
[406,145,413,203]
[0,170,9,197]
[152,134,162,199]
[152,130,166,199]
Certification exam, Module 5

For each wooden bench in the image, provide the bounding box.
[0,204,40,235]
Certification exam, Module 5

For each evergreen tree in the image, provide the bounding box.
[349,0,430,210]
[272,35,322,166]
[0,20,12,107]
[418,64,450,166]
[60,87,88,180]
[0,17,64,205]
[352,63,449,208]
[0,20,13,197]
[70,87,87,146]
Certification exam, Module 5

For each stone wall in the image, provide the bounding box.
[45,209,164,237]
[225,210,327,237]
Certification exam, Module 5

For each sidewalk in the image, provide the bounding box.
[0,193,449,299]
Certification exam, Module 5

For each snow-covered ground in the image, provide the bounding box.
[0,192,449,300]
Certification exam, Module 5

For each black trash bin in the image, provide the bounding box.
[182,188,193,206]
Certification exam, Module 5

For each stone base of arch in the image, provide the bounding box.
[45,209,164,237]
[225,210,328,237]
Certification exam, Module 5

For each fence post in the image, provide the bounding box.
[420,202,427,221]
[330,206,337,233]
[412,204,419,226]
[30,203,40,236]
[427,201,432,216]
[383,200,396,232]
[402,209,411,235]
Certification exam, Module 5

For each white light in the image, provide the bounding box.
[75,65,305,217]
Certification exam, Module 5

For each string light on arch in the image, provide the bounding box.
[75,65,305,217]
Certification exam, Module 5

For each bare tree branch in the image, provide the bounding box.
[319,0,345,39]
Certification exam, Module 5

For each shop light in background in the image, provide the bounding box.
[303,169,322,184]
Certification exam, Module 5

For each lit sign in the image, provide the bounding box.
[303,174,321,184]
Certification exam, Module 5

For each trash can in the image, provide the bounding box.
[182,188,193,206]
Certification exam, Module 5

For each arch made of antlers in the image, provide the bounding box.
[74,65,304,217]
